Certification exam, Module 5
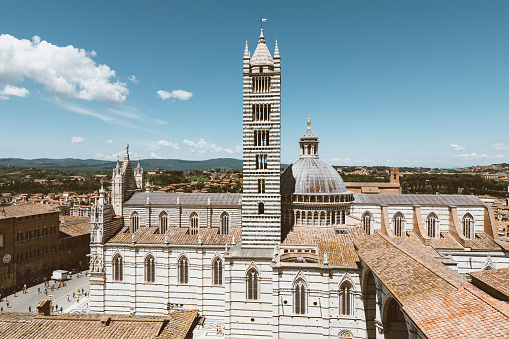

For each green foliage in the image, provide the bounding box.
[340,174,389,183]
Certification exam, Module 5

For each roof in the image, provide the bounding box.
[281,158,350,195]
[0,309,201,339]
[354,233,509,338]
[109,226,241,245]
[59,216,90,237]
[0,204,59,219]
[250,29,274,66]
[469,267,509,300]
[124,192,242,207]
[353,193,489,207]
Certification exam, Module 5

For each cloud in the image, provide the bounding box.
[0,34,128,104]
[492,142,509,151]
[0,84,29,100]
[183,139,240,154]
[453,153,505,159]
[106,139,113,144]
[71,136,85,144]
[157,89,193,101]
[157,140,180,150]
[150,152,163,159]
[95,151,122,160]
[58,101,137,128]
[450,144,466,151]
[128,75,139,84]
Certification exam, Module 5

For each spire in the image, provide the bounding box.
[259,28,265,42]
[244,41,250,59]
[137,156,141,169]
[251,28,274,66]
[274,40,280,59]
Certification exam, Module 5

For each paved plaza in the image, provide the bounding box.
[1,271,90,314]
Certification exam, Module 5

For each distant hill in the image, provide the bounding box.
[0,158,243,172]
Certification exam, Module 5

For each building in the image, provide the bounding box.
[89,28,509,338]
[59,216,91,271]
[344,168,402,194]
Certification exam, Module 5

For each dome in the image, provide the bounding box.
[280,157,349,195]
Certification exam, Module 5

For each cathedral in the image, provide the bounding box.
[89,29,509,338]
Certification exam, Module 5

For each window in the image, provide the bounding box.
[220,212,230,235]
[254,130,269,146]
[426,213,438,238]
[34,228,39,238]
[159,212,168,234]
[130,212,140,233]
[258,202,264,215]
[255,154,268,169]
[26,230,31,240]
[190,213,199,235]
[50,225,55,235]
[43,226,47,236]
[144,255,155,283]
[294,279,306,314]
[463,213,474,239]
[113,254,123,281]
[392,212,404,236]
[246,269,258,300]
[339,282,353,316]
[362,212,372,235]
[257,178,266,193]
[26,251,31,260]
[252,76,271,93]
[178,256,189,284]
[212,258,223,285]
[17,231,22,242]
[252,104,271,121]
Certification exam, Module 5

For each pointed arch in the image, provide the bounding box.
[178,255,189,284]
[246,268,259,300]
[426,212,438,238]
[144,254,155,282]
[339,280,354,316]
[392,212,405,236]
[130,211,140,233]
[338,330,353,339]
[212,256,223,285]
[112,253,123,281]
[189,212,199,235]
[220,211,230,235]
[159,211,168,234]
[362,211,373,235]
[462,213,474,239]
[293,273,307,314]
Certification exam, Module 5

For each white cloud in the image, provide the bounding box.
[0,34,128,104]
[95,151,122,160]
[106,139,113,144]
[71,136,85,144]
[492,142,509,151]
[128,75,139,84]
[0,84,29,100]
[451,144,466,151]
[183,139,240,154]
[58,101,137,128]
[157,89,193,101]
[150,152,163,159]
[157,140,180,150]
[453,153,505,159]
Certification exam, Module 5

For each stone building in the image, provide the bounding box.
[89,28,509,338]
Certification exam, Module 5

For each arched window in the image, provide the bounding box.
[392,212,405,236]
[159,212,168,234]
[43,226,47,236]
[113,254,123,281]
[462,213,474,239]
[362,212,372,235]
[34,228,39,238]
[190,213,199,235]
[339,282,353,316]
[17,231,22,242]
[26,230,31,240]
[212,258,223,285]
[220,212,230,235]
[246,269,259,300]
[178,256,188,284]
[258,202,264,215]
[131,212,140,233]
[293,279,307,314]
[144,255,155,283]
[426,213,438,238]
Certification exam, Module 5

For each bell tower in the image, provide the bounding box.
[242,29,281,247]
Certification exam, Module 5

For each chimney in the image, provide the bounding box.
[36,300,51,316]
[100,317,111,327]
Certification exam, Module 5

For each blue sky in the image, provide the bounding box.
[0,0,508,168]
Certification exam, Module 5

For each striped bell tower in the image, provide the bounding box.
[242,29,281,247]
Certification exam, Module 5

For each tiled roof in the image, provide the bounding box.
[353,194,489,207]
[0,204,58,219]
[250,29,274,66]
[108,226,241,245]
[59,216,90,237]
[124,192,242,207]
[428,232,464,250]
[317,241,358,267]
[355,233,509,338]
[469,267,509,299]
[282,226,365,246]
[0,309,200,339]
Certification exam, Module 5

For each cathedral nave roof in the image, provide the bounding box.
[124,192,242,207]
[353,193,490,207]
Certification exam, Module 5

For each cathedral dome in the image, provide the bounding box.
[281,157,349,195]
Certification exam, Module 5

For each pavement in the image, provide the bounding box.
[1,271,90,314]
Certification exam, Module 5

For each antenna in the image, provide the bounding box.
[256,16,267,29]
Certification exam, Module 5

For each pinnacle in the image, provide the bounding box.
[244,40,250,58]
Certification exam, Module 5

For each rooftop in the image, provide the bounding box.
[0,204,59,219]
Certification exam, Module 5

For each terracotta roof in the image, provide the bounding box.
[398,231,443,258]
[282,226,365,246]
[317,241,359,267]
[0,204,58,219]
[428,232,464,250]
[0,309,200,339]
[355,233,509,338]
[59,216,90,237]
[109,226,241,245]
[469,232,504,251]
[469,267,509,300]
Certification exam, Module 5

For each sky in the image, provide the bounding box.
[0,0,508,168]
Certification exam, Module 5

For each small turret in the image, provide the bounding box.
[299,118,319,158]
